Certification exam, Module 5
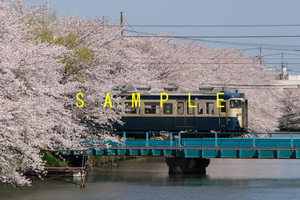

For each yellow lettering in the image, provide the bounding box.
[76,93,84,107]
[188,93,196,107]
[217,93,224,108]
[132,93,140,107]
[160,93,168,107]
[104,93,112,107]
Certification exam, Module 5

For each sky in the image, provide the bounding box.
[26,0,300,74]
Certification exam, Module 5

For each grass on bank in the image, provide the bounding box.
[42,152,68,167]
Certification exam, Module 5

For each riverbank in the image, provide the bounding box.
[87,155,143,169]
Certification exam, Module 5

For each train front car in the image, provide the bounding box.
[218,91,248,132]
[111,85,248,135]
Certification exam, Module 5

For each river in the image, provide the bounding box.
[1,157,300,200]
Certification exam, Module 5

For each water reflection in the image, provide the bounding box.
[87,157,300,187]
[88,171,210,187]
[2,157,300,200]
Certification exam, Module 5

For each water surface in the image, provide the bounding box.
[1,157,300,200]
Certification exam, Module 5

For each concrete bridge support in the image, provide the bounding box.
[165,157,210,174]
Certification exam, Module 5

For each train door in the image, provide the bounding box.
[175,101,195,127]
[219,101,227,126]
[242,99,248,129]
[186,101,195,127]
[176,101,185,126]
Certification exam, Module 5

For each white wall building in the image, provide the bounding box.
[278,74,300,81]
[272,79,300,90]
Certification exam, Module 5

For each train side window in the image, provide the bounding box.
[177,102,184,115]
[125,102,140,114]
[187,102,194,115]
[163,103,173,114]
[145,102,160,114]
[221,102,226,113]
[230,100,241,108]
[198,103,203,114]
[206,102,214,115]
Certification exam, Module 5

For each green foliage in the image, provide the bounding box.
[25,9,95,82]
[42,152,68,167]
[26,11,59,45]
[60,42,95,82]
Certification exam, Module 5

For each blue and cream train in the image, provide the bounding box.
[112,85,248,132]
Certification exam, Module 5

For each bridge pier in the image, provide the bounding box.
[165,157,210,174]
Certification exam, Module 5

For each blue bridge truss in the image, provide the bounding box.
[62,132,300,159]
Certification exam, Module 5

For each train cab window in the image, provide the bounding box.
[221,102,226,113]
[125,102,140,114]
[163,103,173,114]
[144,102,160,114]
[197,103,203,114]
[187,102,194,115]
[230,100,241,108]
[177,102,184,115]
[206,102,214,115]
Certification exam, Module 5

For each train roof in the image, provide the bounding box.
[113,85,245,100]
[118,90,244,100]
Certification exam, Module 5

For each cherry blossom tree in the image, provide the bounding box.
[2,0,298,187]
[97,35,283,132]
[280,89,300,130]
[0,0,119,186]
[52,14,284,133]
[0,0,78,186]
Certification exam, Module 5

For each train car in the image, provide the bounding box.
[111,85,248,133]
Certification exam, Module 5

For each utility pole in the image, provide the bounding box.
[259,45,262,66]
[281,53,284,73]
[281,53,288,80]
[120,12,124,35]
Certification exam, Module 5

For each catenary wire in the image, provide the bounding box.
[124,24,300,28]
[124,35,300,39]
[123,30,300,51]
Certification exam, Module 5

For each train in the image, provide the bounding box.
[111,85,248,134]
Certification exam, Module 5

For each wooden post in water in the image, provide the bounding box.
[80,152,86,188]
[111,157,113,169]
[117,157,120,169]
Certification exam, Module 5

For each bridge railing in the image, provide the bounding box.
[60,132,300,158]
[111,132,300,149]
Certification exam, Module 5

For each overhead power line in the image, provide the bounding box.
[208,83,300,87]
[125,24,300,28]
[133,57,300,60]
[216,87,299,90]
[124,30,300,51]
[127,61,300,65]
[123,30,300,48]
[206,85,300,90]
[285,53,300,57]
[125,35,300,39]
[193,39,300,51]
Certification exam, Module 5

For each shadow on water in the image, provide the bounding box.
[88,170,212,187]
[86,156,300,187]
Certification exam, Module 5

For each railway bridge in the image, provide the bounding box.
[62,132,300,174]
